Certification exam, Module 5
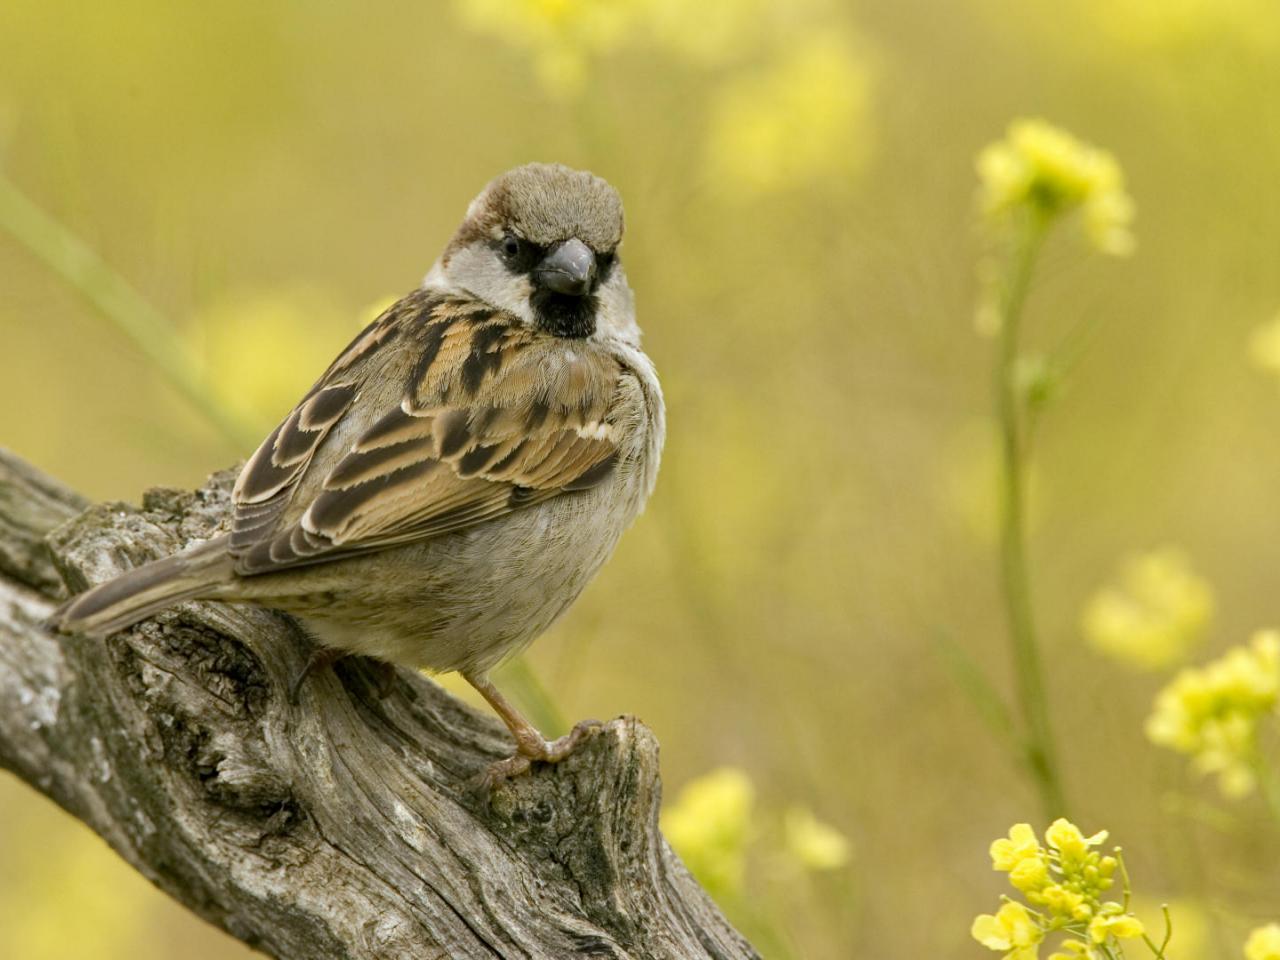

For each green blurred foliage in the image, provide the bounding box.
[2,1,1280,957]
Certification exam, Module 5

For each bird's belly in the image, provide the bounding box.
[274,482,638,674]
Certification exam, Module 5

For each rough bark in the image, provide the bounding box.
[0,448,757,960]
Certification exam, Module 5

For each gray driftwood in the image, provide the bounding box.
[0,448,756,960]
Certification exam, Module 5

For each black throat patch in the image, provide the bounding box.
[531,287,597,339]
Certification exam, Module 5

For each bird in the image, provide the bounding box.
[49,162,665,780]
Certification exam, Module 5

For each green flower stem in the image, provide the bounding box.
[994,210,1067,819]
[0,172,259,450]
[933,628,1020,755]
[1255,756,1280,826]
[1141,904,1174,960]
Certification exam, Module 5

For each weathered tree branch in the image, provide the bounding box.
[0,448,756,960]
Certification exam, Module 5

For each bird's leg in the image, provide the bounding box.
[287,613,401,704]
[463,670,599,782]
[288,646,397,704]
[289,646,346,705]
[364,659,399,699]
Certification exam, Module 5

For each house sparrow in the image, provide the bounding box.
[50,162,665,779]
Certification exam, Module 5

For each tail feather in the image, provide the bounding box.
[49,535,235,638]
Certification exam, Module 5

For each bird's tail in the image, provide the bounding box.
[48,535,235,638]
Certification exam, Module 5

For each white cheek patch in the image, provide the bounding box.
[589,270,640,345]
[422,260,449,290]
[445,243,537,325]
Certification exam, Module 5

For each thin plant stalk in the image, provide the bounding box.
[993,209,1067,819]
[0,172,259,450]
[1254,757,1280,827]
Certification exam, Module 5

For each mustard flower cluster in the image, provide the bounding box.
[1247,924,1280,960]
[973,820,1149,960]
[782,805,851,871]
[453,0,840,98]
[662,767,755,900]
[1081,548,1214,670]
[976,119,1135,256]
[1082,0,1280,56]
[702,32,873,196]
[455,0,793,95]
[452,0,874,196]
[1249,313,1280,379]
[662,766,850,905]
[1146,631,1280,797]
[196,289,356,427]
[452,0,634,96]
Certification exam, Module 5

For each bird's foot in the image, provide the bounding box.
[288,646,346,705]
[358,658,399,700]
[288,648,397,705]
[474,718,602,788]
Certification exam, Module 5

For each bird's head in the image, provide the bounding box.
[429,163,635,342]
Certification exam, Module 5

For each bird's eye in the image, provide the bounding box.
[501,234,521,258]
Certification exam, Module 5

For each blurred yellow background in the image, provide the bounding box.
[2,1,1280,957]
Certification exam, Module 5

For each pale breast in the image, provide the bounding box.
[259,353,664,674]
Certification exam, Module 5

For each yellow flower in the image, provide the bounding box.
[703,31,873,197]
[991,823,1041,871]
[640,0,770,66]
[1081,548,1214,670]
[1048,941,1097,960]
[1084,0,1280,56]
[985,820,1116,924]
[972,901,1044,958]
[1008,856,1050,895]
[1044,818,1107,864]
[976,118,1135,256]
[977,822,1150,959]
[782,806,851,871]
[1146,631,1280,797]
[194,289,351,428]
[1034,884,1091,923]
[1088,910,1145,943]
[1250,313,1280,377]
[452,0,637,96]
[1247,924,1280,960]
[990,824,1054,897]
[452,0,865,102]
[662,767,754,900]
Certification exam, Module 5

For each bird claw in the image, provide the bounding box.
[472,753,534,790]
[471,718,603,789]
[288,648,397,705]
[541,718,603,762]
[288,646,346,705]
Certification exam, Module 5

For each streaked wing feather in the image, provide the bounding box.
[228,290,621,577]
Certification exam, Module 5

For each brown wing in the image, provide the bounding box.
[228,289,622,576]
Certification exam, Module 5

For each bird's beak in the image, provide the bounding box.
[534,238,595,296]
